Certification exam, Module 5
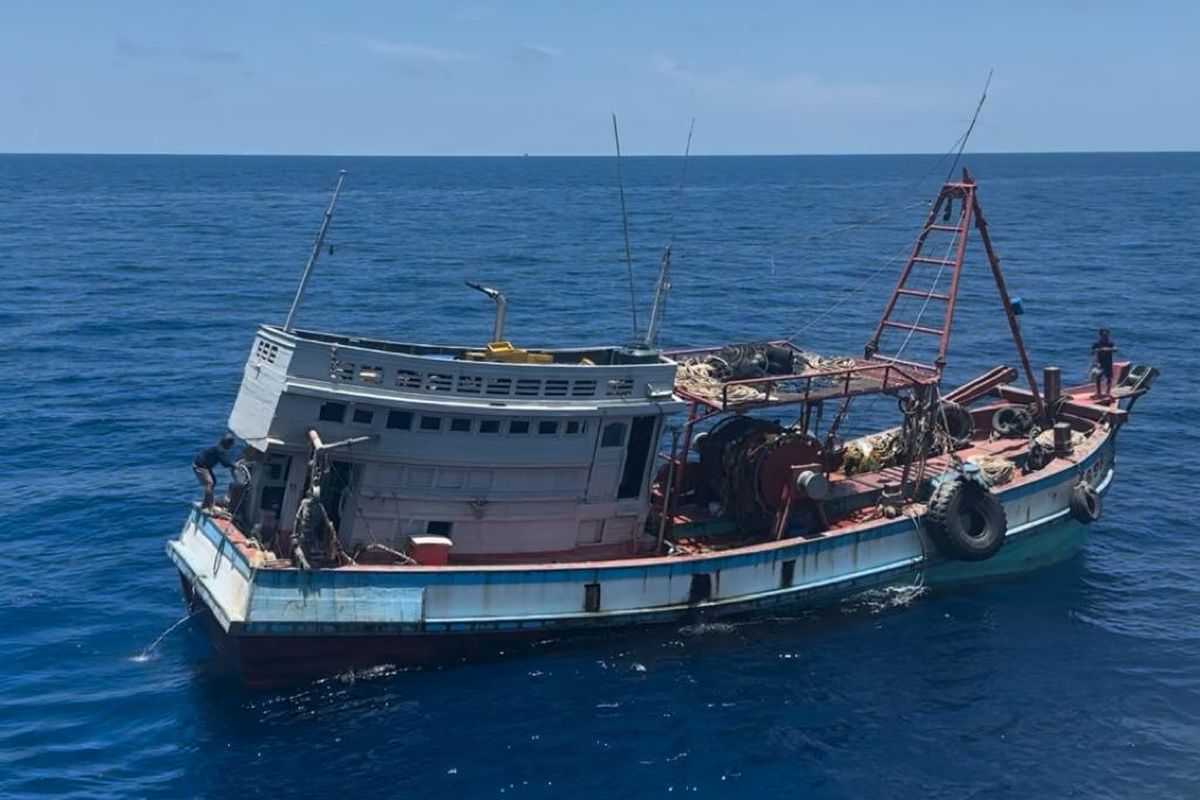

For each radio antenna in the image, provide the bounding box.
[643,118,695,349]
[612,113,639,340]
[945,69,993,182]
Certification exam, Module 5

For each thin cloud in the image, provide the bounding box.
[115,36,166,59]
[115,37,242,66]
[651,54,694,80]
[364,39,480,64]
[515,42,563,61]
[650,53,947,113]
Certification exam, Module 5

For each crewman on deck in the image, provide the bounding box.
[1091,328,1117,398]
[193,434,236,510]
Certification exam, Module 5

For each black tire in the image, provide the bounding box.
[926,479,1007,561]
[992,406,1033,437]
[938,401,975,446]
[1069,481,1102,524]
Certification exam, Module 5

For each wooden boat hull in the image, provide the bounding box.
[169,434,1116,688]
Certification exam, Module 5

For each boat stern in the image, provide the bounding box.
[166,507,255,634]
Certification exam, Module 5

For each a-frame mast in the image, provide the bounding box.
[866,169,1043,416]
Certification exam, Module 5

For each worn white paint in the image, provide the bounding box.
[170,439,1114,639]
[227,326,683,558]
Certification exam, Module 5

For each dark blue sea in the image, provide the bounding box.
[1,152,1197,798]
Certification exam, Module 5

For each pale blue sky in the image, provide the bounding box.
[1,0,1195,155]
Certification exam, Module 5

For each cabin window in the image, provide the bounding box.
[426,373,453,392]
[515,378,541,397]
[260,485,285,513]
[538,420,559,435]
[566,420,583,435]
[479,419,501,434]
[426,520,453,537]
[255,338,279,364]
[485,377,512,396]
[509,420,530,435]
[601,421,627,447]
[420,416,442,431]
[571,380,597,397]
[387,410,413,430]
[456,375,483,394]
[352,408,374,424]
[605,378,634,397]
[395,369,422,389]
[450,418,472,433]
[318,401,346,422]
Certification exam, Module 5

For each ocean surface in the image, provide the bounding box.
[1,152,1197,799]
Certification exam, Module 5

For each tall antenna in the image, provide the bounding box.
[643,118,695,349]
[945,69,993,182]
[284,170,347,332]
[612,113,639,340]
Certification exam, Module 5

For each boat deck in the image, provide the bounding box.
[203,383,1127,571]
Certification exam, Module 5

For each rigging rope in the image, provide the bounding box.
[785,231,924,343]
[781,85,993,346]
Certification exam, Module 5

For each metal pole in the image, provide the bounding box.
[612,113,639,340]
[643,119,696,350]
[656,425,681,553]
[466,282,507,343]
[669,401,699,537]
[643,245,671,349]
[1043,366,1062,424]
[284,170,347,332]
[934,184,975,371]
[971,191,1044,416]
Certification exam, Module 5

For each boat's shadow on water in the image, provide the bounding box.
[183,549,1090,704]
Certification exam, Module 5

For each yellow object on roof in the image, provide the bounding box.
[463,341,553,364]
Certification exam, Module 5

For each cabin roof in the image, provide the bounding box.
[276,325,676,367]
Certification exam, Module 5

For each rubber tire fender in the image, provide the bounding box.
[938,400,975,446]
[1069,481,1102,524]
[926,479,1007,561]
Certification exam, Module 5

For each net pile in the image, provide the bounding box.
[966,454,1016,486]
[675,360,765,404]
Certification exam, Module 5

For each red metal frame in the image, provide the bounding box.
[866,169,1042,414]
[658,171,1046,535]
[666,341,937,414]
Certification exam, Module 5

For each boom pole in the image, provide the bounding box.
[284,170,347,332]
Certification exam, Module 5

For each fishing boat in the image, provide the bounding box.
[168,170,1157,687]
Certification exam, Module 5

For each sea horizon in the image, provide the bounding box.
[3,148,1197,158]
